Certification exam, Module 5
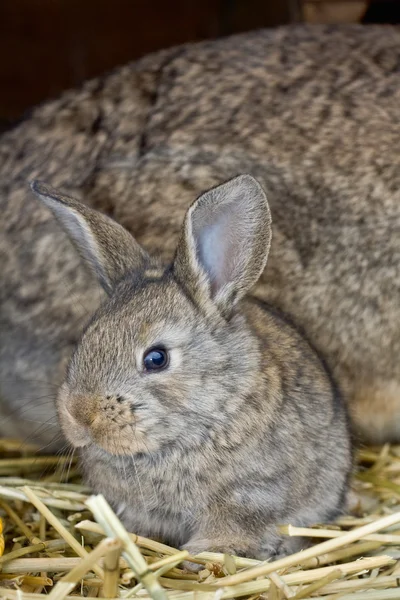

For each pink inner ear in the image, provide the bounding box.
[194,199,247,297]
[185,174,270,307]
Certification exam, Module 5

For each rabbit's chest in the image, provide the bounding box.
[134,459,207,511]
[87,450,208,525]
[110,461,206,544]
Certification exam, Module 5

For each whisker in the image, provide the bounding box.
[33,432,66,456]
[129,451,151,532]
[57,445,72,482]
[0,377,61,388]
[62,447,76,482]
[18,415,60,447]
[141,438,158,506]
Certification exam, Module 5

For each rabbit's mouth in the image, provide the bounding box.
[57,394,155,456]
[60,409,152,456]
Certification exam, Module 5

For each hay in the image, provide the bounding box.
[0,441,399,599]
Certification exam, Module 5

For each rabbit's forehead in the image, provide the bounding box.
[133,311,198,349]
[135,318,194,348]
[106,283,198,345]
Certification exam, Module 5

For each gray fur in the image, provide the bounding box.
[0,23,398,546]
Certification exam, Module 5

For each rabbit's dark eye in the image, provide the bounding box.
[143,347,169,372]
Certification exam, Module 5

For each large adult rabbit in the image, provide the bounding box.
[0,24,399,452]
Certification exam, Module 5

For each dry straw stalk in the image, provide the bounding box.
[0,442,398,599]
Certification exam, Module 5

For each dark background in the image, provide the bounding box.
[1,0,399,130]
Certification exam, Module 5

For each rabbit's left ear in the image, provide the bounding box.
[174,175,272,317]
[31,181,150,295]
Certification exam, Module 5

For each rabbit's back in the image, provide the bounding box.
[0,24,399,445]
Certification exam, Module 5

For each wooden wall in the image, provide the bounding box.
[0,0,398,127]
[0,0,296,125]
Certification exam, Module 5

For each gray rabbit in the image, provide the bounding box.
[30,175,352,560]
[0,23,399,557]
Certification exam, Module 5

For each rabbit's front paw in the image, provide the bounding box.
[182,537,256,571]
[259,535,309,561]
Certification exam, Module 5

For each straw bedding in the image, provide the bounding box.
[0,440,399,600]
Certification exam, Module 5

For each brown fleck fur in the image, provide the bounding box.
[0,22,398,556]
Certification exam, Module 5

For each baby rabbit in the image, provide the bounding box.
[31,174,352,560]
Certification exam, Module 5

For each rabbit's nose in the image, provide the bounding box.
[69,394,99,427]
[57,399,91,448]
[57,386,102,445]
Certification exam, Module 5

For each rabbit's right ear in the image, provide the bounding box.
[31,181,149,295]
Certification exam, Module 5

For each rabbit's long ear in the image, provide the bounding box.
[31,181,149,295]
[174,175,271,317]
